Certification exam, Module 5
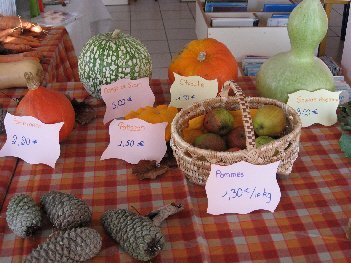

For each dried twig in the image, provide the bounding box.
[147,203,183,227]
[132,160,169,180]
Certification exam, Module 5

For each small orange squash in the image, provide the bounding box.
[168,38,238,93]
[125,105,178,142]
[15,72,75,142]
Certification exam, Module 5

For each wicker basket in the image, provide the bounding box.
[170,81,302,186]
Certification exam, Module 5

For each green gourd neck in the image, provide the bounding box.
[287,0,328,59]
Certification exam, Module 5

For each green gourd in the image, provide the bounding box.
[256,0,335,103]
[78,29,152,99]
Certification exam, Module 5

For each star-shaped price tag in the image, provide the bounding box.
[287,89,341,127]
[0,113,63,168]
[206,161,281,215]
[169,73,218,108]
[101,78,155,124]
[101,119,167,164]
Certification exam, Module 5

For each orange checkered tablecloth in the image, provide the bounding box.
[36,27,80,83]
[0,87,25,211]
[0,78,351,262]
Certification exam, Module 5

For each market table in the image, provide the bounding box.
[0,78,350,262]
[36,27,80,83]
[0,88,20,211]
[0,27,79,207]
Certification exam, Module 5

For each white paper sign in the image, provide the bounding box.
[0,113,63,168]
[169,73,218,108]
[101,119,167,164]
[287,89,341,127]
[205,161,281,215]
[101,78,155,124]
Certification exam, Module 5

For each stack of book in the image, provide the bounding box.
[263,3,297,27]
[334,76,351,104]
[241,55,269,76]
[211,13,259,27]
[267,13,290,27]
[262,3,298,12]
[320,56,343,76]
[204,0,248,12]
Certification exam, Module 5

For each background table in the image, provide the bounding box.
[44,0,112,55]
[0,78,350,262]
[0,89,20,211]
[37,27,80,83]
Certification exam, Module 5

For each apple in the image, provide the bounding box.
[226,126,246,149]
[255,136,275,147]
[253,105,286,137]
[203,108,234,136]
[194,133,227,151]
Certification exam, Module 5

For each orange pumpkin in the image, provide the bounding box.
[15,73,75,142]
[168,38,238,93]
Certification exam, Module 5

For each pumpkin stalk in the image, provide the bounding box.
[112,29,121,39]
[197,51,206,62]
[24,71,42,90]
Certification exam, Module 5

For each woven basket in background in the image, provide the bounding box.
[170,81,302,186]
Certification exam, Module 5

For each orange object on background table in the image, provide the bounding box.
[0,78,350,262]
[5,26,80,83]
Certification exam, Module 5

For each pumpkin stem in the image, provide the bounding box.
[197,51,206,62]
[112,29,121,39]
[24,71,41,90]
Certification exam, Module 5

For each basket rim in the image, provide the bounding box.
[171,95,302,157]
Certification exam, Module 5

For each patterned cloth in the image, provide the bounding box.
[37,27,80,83]
[0,87,24,211]
[0,78,350,262]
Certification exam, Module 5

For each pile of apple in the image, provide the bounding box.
[182,105,287,152]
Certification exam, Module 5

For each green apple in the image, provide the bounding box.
[253,105,286,137]
[255,136,275,147]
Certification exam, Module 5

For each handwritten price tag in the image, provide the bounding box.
[287,89,341,127]
[101,78,155,124]
[169,73,218,108]
[101,119,167,164]
[0,113,63,168]
[205,161,281,215]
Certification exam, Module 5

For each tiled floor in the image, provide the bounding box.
[105,0,347,79]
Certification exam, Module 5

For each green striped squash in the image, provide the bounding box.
[78,29,152,99]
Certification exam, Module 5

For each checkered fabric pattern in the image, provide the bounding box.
[37,27,80,83]
[0,87,25,210]
[0,78,350,262]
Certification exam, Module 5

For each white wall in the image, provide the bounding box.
[341,11,351,82]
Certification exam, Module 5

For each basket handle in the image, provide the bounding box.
[219,80,256,150]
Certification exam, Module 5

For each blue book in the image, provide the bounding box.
[271,13,290,18]
[205,2,248,12]
[263,3,298,12]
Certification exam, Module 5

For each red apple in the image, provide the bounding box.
[226,126,246,149]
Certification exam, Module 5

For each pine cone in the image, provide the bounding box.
[25,227,102,263]
[102,209,165,262]
[41,191,91,230]
[6,194,42,237]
